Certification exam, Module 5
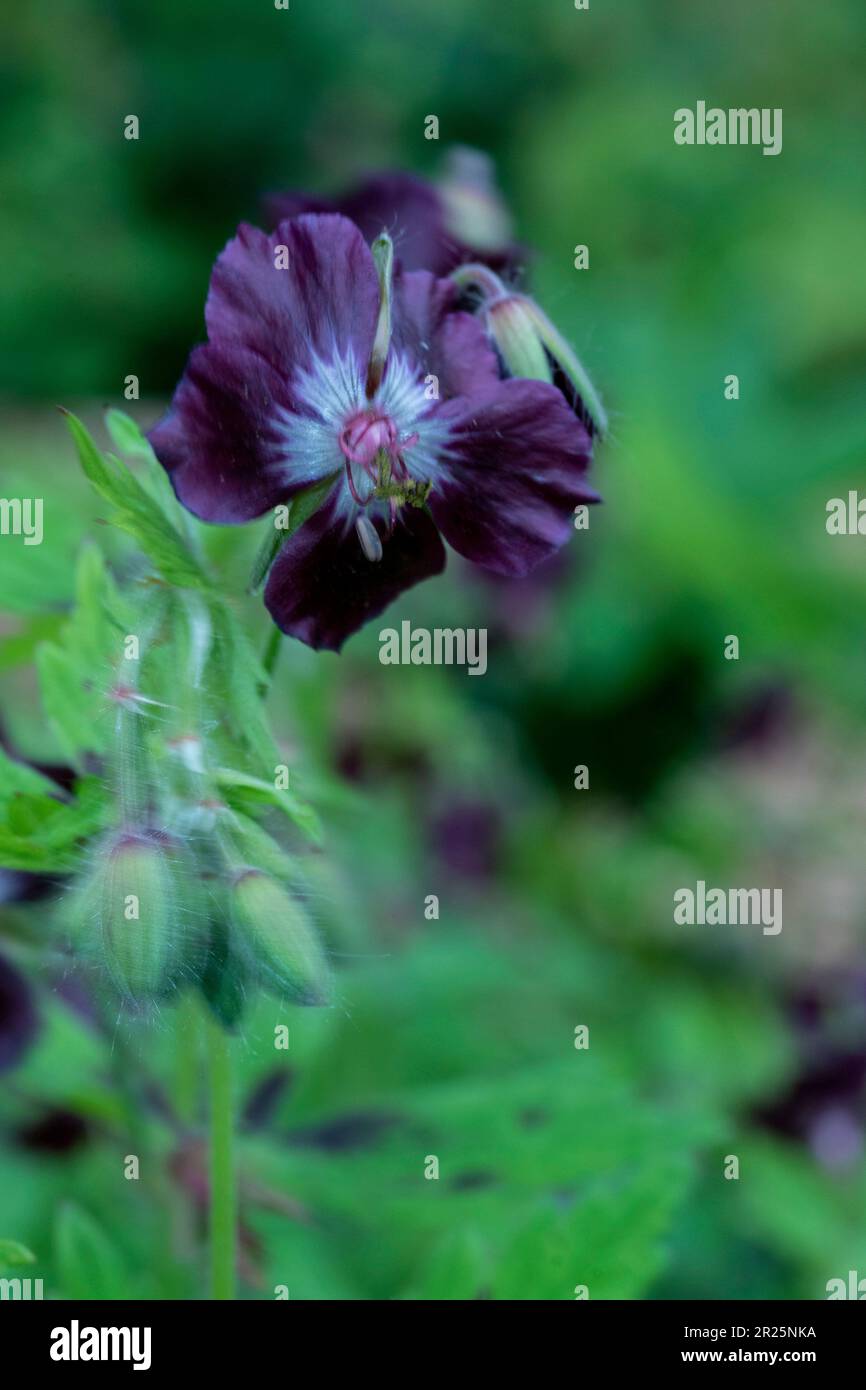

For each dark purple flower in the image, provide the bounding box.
[429,797,502,883]
[150,213,596,651]
[16,1107,89,1155]
[0,952,38,1074]
[717,682,795,754]
[752,977,866,1172]
[263,150,523,279]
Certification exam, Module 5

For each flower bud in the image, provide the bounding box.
[218,810,298,884]
[72,833,178,1000]
[230,869,330,1006]
[103,835,180,999]
[485,293,608,438]
[451,262,607,438]
[438,146,513,254]
[484,295,552,383]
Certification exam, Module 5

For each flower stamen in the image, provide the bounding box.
[355,513,383,563]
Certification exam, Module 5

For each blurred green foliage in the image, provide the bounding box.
[1,0,866,1300]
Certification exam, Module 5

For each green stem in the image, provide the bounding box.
[173,993,199,1126]
[114,700,148,829]
[449,260,508,303]
[206,1012,236,1300]
[259,625,283,691]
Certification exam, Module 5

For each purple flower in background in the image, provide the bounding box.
[263,148,523,279]
[16,1107,90,1155]
[753,977,866,1172]
[149,212,596,651]
[429,797,503,884]
[0,952,38,1074]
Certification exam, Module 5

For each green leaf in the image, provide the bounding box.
[36,642,104,764]
[491,1163,688,1300]
[282,472,340,538]
[0,830,64,872]
[0,1239,37,1268]
[54,1203,132,1300]
[208,601,278,769]
[105,408,199,535]
[63,411,208,590]
[248,523,285,596]
[406,1229,488,1300]
[0,777,109,871]
[62,409,118,496]
[0,529,77,615]
[104,408,153,462]
[248,473,340,593]
[32,545,132,766]
[0,747,59,801]
[68,544,131,673]
[215,766,323,845]
[0,614,65,672]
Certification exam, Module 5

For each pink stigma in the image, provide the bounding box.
[339,411,397,469]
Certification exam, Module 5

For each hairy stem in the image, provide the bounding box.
[449,261,508,303]
[206,1013,236,1300]
[173,993,199,1125]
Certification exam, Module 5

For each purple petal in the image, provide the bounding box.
[340,173,452,273]
[391,270,500,398]
[149,342,296,522]
[264,494,446,651]
[430,379,596,577]
[205,214,380,377]
[264,172,527,278]
[261,192,333,226]
[266,174,451,275]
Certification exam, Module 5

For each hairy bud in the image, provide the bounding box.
[438,146,513,253]
[72,833,178,1000]
[484,295,551,383]
[485,293,607,437]
[218,810,298,883]
[451,262,607,438]
[230,869,330,1006]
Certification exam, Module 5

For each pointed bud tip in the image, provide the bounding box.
[486,295,552,384]
[231,870,332,1007]
[481,293,607,438]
